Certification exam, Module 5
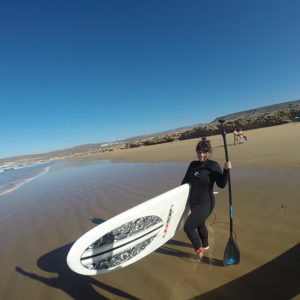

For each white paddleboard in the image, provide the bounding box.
[67,183,190,275]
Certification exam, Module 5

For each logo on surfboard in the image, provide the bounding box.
[163,205,174,237]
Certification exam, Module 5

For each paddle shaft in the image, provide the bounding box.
[219,120,233,235]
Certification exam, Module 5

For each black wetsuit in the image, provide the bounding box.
[181,159,229,250]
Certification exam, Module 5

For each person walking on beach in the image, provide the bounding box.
[181,137,231,257]
[233,129,239,145]
[238,129,244,144]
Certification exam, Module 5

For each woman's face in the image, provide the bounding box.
[197,151,210,162]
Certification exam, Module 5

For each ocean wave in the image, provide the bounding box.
[0,161,48,173]
[0,165,51,197]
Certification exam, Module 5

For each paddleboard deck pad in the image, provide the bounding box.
[67,183,190,275]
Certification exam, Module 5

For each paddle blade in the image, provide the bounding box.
[223,236,240,266]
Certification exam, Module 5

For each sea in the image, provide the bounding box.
[0,161,57,197]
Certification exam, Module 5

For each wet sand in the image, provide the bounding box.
[0,122,300,300]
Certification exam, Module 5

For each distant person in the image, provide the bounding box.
[181,137,232,258]
[238,129,244,144]
[233,129,239,145]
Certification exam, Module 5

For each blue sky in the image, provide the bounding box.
[1,0,300,158]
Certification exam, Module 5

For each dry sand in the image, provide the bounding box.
[0,122,299,300]
[97,122,300,168]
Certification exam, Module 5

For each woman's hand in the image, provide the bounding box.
[224,161,232,169]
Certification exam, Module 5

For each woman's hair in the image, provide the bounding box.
[196,137,212,153]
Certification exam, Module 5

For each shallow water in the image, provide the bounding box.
[0,159,188,224]
[0,161,55,197]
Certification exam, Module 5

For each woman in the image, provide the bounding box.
[181,137,232,257]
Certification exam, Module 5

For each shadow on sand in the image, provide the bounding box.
[15,218,140,300]
[189,243,300,300]
[90,218,106,225]
[157,239,224,267]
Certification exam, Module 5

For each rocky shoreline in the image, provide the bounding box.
[107,106,300,150]
[1,106,299,166]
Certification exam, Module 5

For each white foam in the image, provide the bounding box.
[0,166,51,197]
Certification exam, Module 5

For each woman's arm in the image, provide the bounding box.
[215,161,231,188]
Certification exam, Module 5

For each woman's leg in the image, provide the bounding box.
[184,205,210,250]
[197,223,208,248]
[184,209,201,250]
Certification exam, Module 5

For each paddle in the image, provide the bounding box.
[218,119,240,266]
